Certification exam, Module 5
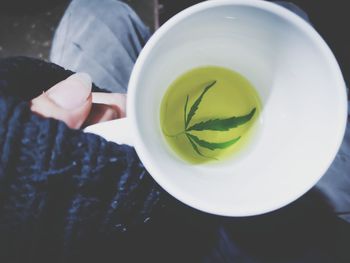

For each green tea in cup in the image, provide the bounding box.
[160,66,261,164]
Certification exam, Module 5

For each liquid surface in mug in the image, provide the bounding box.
[160,66,261,164]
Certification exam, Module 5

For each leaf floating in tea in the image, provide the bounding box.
[160,66,261,163]
[187,108,256,131]
[165,79,256,158]
[185,80,216,129]
[182,81,255,157]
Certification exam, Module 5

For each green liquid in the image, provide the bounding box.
[160,66,261,164]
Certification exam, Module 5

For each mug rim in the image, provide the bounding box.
[127,0,348,216]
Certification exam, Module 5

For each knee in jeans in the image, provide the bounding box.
[69,0,136,24]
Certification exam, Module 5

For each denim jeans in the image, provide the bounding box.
[50,0,150,93]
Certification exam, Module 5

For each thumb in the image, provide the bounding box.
[31,73,93,129]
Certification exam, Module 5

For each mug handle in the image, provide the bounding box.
[83,118,134,146]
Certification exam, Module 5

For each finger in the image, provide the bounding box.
[92,92,127,118]
[83,103,121,127]
[30,73,92,129]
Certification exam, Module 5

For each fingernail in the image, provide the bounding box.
[47,72,92,109]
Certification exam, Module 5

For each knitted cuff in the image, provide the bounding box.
[0,56,106,100]
[0,57,166,259]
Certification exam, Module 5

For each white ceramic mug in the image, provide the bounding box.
[84,0,347,216]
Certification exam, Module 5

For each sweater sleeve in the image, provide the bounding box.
[0,57,166,260]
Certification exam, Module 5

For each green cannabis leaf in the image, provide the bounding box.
[186,133,205,157]
[184,95,189,129]
[187,108,256,131]
[166,80,257,159]
[185,80,217,129]
[187,133,241,151]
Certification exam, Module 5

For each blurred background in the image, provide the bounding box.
[0,0,348,86]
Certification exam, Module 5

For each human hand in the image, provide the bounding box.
[30,73,126,129]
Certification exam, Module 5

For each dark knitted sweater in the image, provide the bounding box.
[0,57,172,262]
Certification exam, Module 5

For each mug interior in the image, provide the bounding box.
[128,0,347,216]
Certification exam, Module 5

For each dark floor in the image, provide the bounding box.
[0,3,68,61]
[0,0,156,61]
[287,0,349,87]
[0,0,349,86]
